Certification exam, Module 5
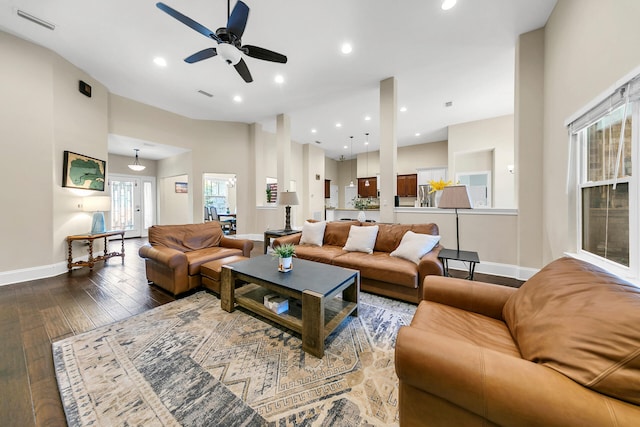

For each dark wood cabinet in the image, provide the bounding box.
[324,180,331,198]
[397,174,418,197]
[357,177,377,198]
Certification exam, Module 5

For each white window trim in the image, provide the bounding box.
[573,102,638,282]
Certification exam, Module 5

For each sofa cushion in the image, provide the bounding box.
[343,225,379,254]
[373,224,413,253]
[323,221,359,247]
[299,220,326,246]
[149,222,223,252]
[391,231,441,265]
[332,252,418,288]
[294,244,345,264]
[185,247,243,275]
[412,300,521,358]
[503,257,640,405]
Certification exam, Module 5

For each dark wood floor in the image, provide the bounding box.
[0,238,521,427]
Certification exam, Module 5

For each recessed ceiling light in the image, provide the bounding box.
[311,128,317,133]
[415,132,421,137]
[441,0,457,11]
[400,106,407,112]
[233,95,242,103]
[336,122,342,128]
[341,43,353,55]
[364,115,371,121]
[153,57,167,67]
[344,145,348,149]
[274,74,285,84]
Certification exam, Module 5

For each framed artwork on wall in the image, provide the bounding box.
[175,182,188,193]
[62,151,106,191]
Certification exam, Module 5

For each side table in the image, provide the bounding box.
[67,230,125,271]
[438,248,480,280]
[263,229,301,254]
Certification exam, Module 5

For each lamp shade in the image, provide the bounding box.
[437,185,473,210]
[278,191,299,206]
[82,196,111,212]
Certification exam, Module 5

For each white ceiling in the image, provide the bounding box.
[0,0,556,160]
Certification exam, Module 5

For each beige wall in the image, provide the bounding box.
[515,29,545,269]
[542,0,640,263]
[448,115,515,208]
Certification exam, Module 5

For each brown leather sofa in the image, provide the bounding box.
[138,222,253,296]
[272,221,443,303]
[395,257,640,426]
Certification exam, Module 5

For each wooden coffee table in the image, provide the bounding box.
[220,255,359,358]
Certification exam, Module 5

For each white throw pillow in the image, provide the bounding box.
[343,225,379,254]
[390,231,441,264]
[299,221,326,246]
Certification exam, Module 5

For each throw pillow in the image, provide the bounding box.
[390,231,440,264]
[299,220,326,246]
[343,225,379,254]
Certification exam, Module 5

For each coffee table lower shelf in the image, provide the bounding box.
[234,284,358,340]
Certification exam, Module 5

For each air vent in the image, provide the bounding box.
[315,140,322,144]
[17,9,55,30]
[444,101,453,107]
[197,90,213,98]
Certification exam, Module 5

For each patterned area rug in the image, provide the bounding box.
[53,291,416,426]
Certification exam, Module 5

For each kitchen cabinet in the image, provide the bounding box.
[397,174,418,197]
[357,177,377,198]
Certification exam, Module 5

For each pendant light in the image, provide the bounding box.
[364,133,370,187]
[349,136,355,187]
[128,148,146,171]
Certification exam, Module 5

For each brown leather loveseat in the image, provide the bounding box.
[395,257,640,426]
[138,222,253,295]
[273,220,443,303]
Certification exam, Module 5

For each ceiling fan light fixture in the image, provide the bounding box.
[128,149,146,171]
[217,43,242,65]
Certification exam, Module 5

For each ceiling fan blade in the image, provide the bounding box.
[184,48,217,63]
[156,2,221,43]
[227,1,249,39]
[234,58,253,83]
[243,45,287,63]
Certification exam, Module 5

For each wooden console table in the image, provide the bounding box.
[66,230,125,271]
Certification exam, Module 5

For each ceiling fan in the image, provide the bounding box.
[156,1,287,83]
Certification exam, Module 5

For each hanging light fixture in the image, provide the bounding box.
[364,133,370,187]
[349,136,355,187]
[128,148,146,171]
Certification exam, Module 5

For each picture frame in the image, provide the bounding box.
[175,182,188,193]
[62,151,106,191]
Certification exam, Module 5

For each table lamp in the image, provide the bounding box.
[83,196,111,234]
[437,185,473,253]
[278,191,299,232]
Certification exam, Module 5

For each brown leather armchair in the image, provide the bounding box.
[395,257,640,426]
[138,222,253,295]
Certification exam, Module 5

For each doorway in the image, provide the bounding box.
[109,174,156,238]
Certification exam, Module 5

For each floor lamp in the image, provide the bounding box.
[278,191,299,232]
[437,185,473,253]
[83,196,111,234]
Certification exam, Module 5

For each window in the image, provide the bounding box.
[569,74,639,278]
[204,177,229,213]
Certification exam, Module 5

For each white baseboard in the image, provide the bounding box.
[0,249,539,287]
[0,261,69,286]
[446,259,538,281]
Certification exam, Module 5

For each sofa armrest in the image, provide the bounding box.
[395,327,640,426]
[220,236,254,257]
[418,244,444,280]
[422,275,516,320]
[138,244,187,268]
[272,233,302,248]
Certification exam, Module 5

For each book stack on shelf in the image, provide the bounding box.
[263,294,289,314]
